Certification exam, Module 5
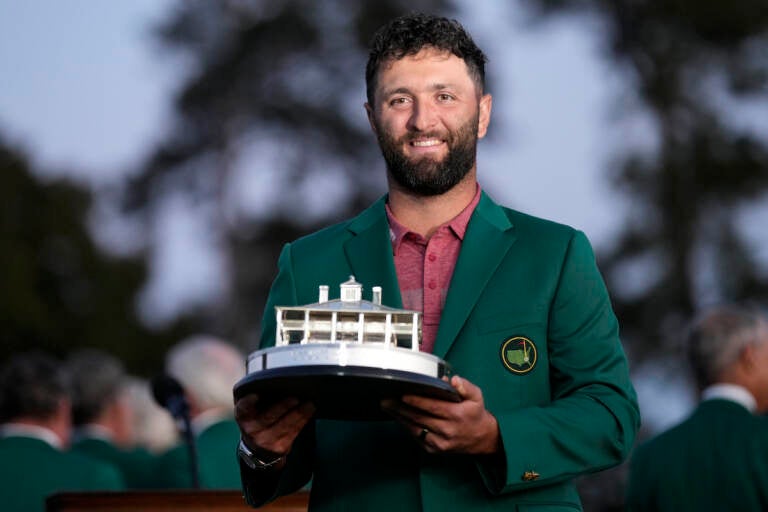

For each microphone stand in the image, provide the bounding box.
[151,374,201,489]
[179,410,200,489]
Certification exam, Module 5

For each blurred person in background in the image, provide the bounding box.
[67,349,161,488]
[156,335,245,488]
[124,376,179,454]
[626,305,768,511]
[0,351,124,512]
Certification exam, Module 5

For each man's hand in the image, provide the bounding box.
[235,394,316,468]
[381,375,501,455]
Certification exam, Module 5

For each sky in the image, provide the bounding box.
[0,0,177,184]
[0,0,720,431]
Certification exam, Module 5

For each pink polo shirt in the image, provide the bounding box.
[385,186,481,353]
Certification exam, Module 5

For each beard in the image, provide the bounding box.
[375,114,479,197]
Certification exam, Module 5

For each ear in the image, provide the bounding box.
[477,93,492,139]
[739,344,758,373]
[364,102,379,135]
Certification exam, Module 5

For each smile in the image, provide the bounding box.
[410,139,443,147]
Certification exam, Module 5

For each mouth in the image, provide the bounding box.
[406,135,447,155]
[410,138,443,148]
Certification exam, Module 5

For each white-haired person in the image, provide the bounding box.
[626,305,768,511]
[156,335,245,488]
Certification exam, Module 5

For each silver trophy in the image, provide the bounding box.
[233,276,459,420]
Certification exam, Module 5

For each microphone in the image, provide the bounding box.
[151,374,189,420]
[150,374,200,488]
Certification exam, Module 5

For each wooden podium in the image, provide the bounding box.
[46,490,309,512]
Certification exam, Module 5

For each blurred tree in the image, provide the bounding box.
[521,0,768,359]
[123,0,453,348]
[0,138,191,375]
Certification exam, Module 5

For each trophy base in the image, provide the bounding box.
[233,365,460,421]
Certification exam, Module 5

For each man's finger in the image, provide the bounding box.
[234,393,259,413]
[451,375,481,402]
[264,397,302,422]
[237,396,302,428]
[246,401,316,455]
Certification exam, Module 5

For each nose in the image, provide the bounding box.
[406,99,437,132]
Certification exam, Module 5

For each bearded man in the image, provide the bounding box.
[234,13,640,512]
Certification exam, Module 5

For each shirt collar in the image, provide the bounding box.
[701,383,757,413]
[0,423,64,449]
[386,185,482,254]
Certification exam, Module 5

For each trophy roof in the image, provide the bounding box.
[277,299,416,314]
[277,275,419,315]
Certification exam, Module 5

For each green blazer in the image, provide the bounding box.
[156,418,241,489]
[72,437,160,489]
[0,435,124,512]
[626,398,768,511]
[241,193,640,511]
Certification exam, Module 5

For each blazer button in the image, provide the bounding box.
[522,471,540,481]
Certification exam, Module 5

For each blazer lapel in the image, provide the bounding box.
[343,196,403,308]
[433,193,517,358]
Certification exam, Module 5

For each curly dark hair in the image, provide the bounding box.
[365,13,488,105]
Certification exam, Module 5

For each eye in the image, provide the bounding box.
[437,93,455,102]
[389,97,411,107]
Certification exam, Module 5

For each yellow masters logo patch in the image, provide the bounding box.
[500,336,537,374]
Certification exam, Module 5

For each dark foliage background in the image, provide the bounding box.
[0,140,190,375]
[523,0,768,360]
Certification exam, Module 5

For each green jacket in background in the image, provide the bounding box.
[72,436,160,489]
[157,418,241,489]
[0,435,124,512]
[626,398,768,511]
[240,193,640,512]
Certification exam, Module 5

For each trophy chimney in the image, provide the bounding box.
[318,285,329,303]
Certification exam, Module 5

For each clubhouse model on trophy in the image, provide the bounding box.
[234,276,460,420]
